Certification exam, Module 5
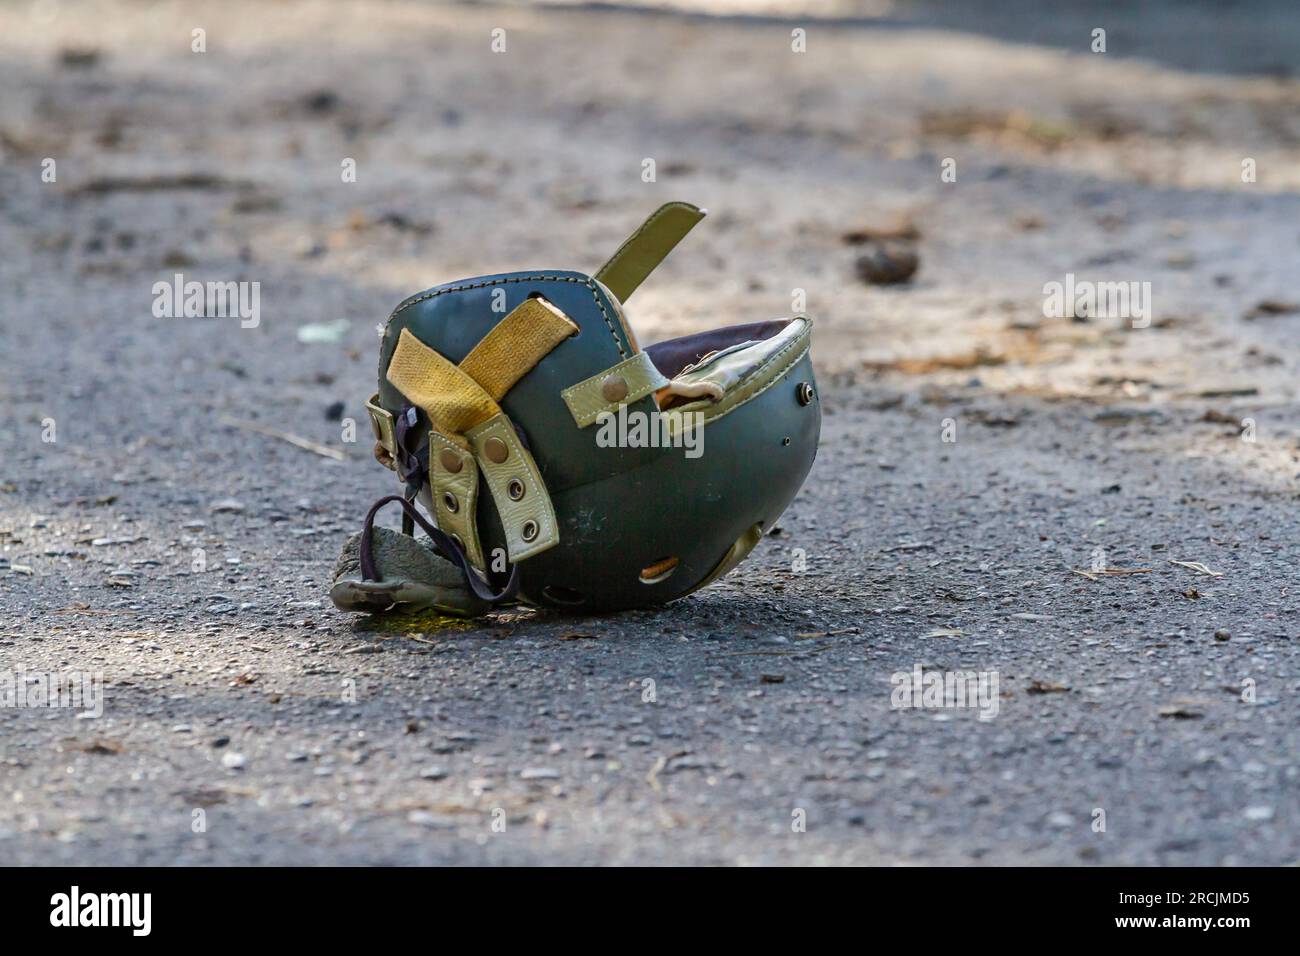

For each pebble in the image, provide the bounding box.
[221,752,247,770]
[519,767,559,780]
[855,243,919,285]
[408,811,455,829]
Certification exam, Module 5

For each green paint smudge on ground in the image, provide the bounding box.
[354,609,479,634]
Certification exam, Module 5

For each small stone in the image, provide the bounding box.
[519,767,559,780]
[1243,806,1274,821]
[855,243,919,285]
[221,752,247,770]
[419,766,448,781]
[209,498,245,514]
[1214,630,1231,641]
[408,811,454,829]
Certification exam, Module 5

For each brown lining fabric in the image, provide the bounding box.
[644,319,792,379]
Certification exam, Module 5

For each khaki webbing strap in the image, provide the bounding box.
[385,310,572,565]
[594,202,706,304]
[386,328,501,437]
[561,351,668,428]
[459,297,578,401]
[428,430,486,570]
[466,413,560,562]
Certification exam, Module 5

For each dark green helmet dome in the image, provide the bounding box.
[351,202,820,614]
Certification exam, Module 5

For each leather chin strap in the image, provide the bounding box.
[360,405,518,605]
[358,494,519,604]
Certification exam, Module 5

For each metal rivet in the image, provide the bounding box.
[442,491,459,514]
[796,382,815,406]
[601,374,629,403]
[438,448,463,473]
[507,478,525,501]
[783,437,792,446]
[484,436,509,463]
[521,520,539,542]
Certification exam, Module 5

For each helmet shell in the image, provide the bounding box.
[378,269,820,611]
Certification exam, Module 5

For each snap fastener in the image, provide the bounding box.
[601,375,629,403]
[521,520,539,542]
[796,382,815,406]
[484,436,509,463]
[438,448,463,473]
[507,478,525,501]
[442,491,459,514]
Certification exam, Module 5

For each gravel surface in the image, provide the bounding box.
[1,0,1297,865]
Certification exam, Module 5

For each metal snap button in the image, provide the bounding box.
[601,375,629,403]
[442,492,459,514]
[507,478,525,501]
[521,520,539,542]
[439,448,463,473]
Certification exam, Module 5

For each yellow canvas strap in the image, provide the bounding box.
[560,351,668,428]
[387,328,501,437]
[459,296,579,401]
[384,298,575,566]
[593,202,706,304]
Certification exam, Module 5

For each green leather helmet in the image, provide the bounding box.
[347,202,820,613]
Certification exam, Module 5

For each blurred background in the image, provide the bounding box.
[3,0,1298,413]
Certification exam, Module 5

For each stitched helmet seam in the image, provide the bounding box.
[380,275,628,386]
[699,341,811,426]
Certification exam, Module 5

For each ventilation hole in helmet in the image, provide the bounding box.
[639,556,679,585]
[542,585,586,606]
